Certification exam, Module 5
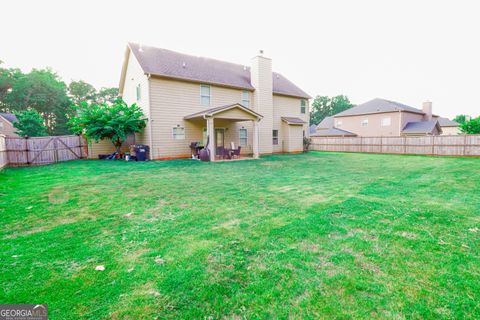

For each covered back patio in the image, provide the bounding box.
[184,103,263,162]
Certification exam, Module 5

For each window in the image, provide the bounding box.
[336,120,343,128]
[301,100,307,114]
[172,127,185,140]
[272,130,279,145]
[200,85,210,106]
[136,84,141,101]
[381,117,391,126]
[361,119,369,127]
[242,91,250,107]
[239,128,247,146]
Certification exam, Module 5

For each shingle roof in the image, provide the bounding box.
[0,113,17,124]
[281,117,306,125]
[309,124,317,134]
[128,43,311,99]
[316,116,334,129]
[335,98,424,117]
[402,120,441,134]
[184,103,262,120]
[311,127,357,137]
[438,117,459,127]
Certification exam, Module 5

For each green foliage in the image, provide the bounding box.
[460,116,480,134]
[310,95,353,125]
[0,67,72,135]
[68,80,96,105]
[95,87,119,104]
[13,109,48,137]
[69,99,147,152]
[454,114,469,125]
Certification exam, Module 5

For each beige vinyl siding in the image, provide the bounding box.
[441,126,461,135]
[0,117,19,137]
[148,77,252,158]
[272,95,309,152]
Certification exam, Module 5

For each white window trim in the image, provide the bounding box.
[200,84,211,107]
[361,119,369,127]
[239,128,248,146]
[300,100,307,114]
[272,129,279,145]
[172,127,185,140]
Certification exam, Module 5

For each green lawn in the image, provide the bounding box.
[1,152,479,319]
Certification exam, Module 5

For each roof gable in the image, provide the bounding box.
[402,120,442,134]
[438,117,459,127]
[184,103,263,120]
[126,43,311,99]
[0,113,18,124]
[335,98,424,117]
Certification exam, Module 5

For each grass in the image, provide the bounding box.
[1,152,479,319]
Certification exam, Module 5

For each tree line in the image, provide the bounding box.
[0,60,118,136]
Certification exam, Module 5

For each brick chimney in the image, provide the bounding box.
[422,101,433,121]
[251,50,273,154]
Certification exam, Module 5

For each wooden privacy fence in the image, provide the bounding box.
[0,135,7,169]
[310,135,480,157]
[4,135,88,167]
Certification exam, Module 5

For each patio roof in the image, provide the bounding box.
[281,117,306,125]
[184,103,263,120]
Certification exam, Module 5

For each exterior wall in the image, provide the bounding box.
[441,126,461,135]
[273,95,309,152]
[88,136,135,159]
[121,52,150,146]
[0,117,19,137]
[251,55,273,154]
[148,77,253,158]
[334,112,402,136]
[284,124,304,152]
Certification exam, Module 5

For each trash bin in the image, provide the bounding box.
[134,145,149,161]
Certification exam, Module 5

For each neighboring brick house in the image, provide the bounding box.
[312,98,460,137]
[0,113,20,137]
[89,43,311,160]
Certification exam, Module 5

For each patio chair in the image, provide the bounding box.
[232,146,241,159]
[216,146,226,159]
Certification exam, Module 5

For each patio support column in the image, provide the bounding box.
[253,120,259,159]
[206,117,215,161]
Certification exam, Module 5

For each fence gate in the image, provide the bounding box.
[5,135,87,167]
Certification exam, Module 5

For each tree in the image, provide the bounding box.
[68,80,96,105]
[95,87,119,104]
[460,116,480,134]
[454,114,469,125]
[69,99,147,153]
[13,109,48,137]
[2,68,72,134]
[310,95,353,125]
[0,62,22,111]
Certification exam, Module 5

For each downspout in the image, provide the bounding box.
[147,73,154,160]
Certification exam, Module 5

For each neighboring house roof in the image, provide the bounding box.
[127,43,311,99]
[281,117,306,125]
[335,98,425,117]
[184,103,263,120]
[438,117,459,127]
[311,127,357,137]
[402,120,442,134]
[316,116,334,129]
[0,113,18,124]
[309,124,317,134]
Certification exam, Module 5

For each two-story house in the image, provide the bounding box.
[313,98,460,137]
[89,43,311,160]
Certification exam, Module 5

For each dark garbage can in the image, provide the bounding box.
[133,145,150,161]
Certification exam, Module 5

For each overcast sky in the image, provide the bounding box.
[1,0,479,118]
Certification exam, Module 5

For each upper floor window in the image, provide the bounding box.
[336,120,343,128]
[242,91,250,107]
[273,130,279,145]
[381,117,391,126]
[300,100,307,114]
[136,84,141,101]
[200,85,210,106]
[173,127,185,140]
[361,119,369,127]
[239,128,247,146]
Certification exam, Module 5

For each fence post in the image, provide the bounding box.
[54,138,59,163]
[78,135,83,159]
[25,137,30,165]
[403,136,407,154]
